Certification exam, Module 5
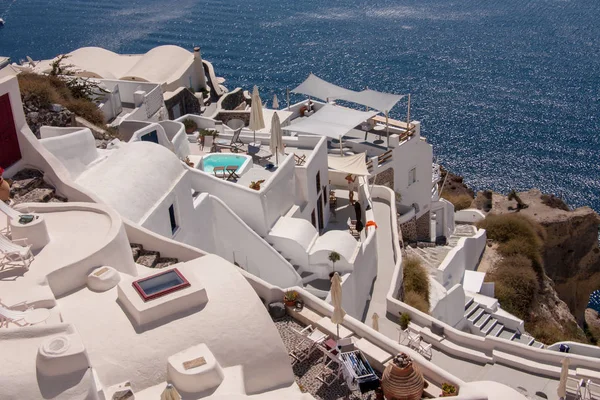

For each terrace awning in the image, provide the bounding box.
[328,153,370,176]
[282,104,377,139]
[292,74,404,112]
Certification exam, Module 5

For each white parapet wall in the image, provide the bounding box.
[437,229,487,288]
[455,209,486,224]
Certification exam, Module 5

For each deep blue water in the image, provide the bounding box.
[1,0,599,210]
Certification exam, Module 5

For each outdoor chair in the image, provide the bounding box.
[586,380,600,400]
[0,234,34,270]
[214,119,247,153]
[213,166,226,179]
[316,343,343,386]
[408,334,432,359]
[0,200,22,235]
[0,305,50,327]
[566,378,584,400]
[289,325,328,364]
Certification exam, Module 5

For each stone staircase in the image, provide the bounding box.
[130,243,179,269]
[464,297,544,348]
[408,224,477,270]
[8,169,68,204]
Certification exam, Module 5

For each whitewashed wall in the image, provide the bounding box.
[158,120,189,159]
[437,229,487,288]
[430,284,466,327]
[39,129,102,180]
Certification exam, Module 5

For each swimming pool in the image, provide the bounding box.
[200,153,253,175]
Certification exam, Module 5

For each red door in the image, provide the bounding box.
[0,93,21,168]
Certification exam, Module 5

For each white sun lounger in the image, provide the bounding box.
[0,234,34,270]
[0,305,50,327]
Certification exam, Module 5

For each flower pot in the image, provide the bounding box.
[381,353,424,400]
[284,300,295,307]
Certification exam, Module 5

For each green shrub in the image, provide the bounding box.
[404,291,429,313]
[403,256,429,299]
[488,255,539,319]
[399,312,411,330]
[65,98,105,126]
[442,193,473,211]
[497,239,544,276]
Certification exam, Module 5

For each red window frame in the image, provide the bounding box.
[132,268,190,302]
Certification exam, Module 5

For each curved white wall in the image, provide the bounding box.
[39,129,103,180]
[158,120,189,159]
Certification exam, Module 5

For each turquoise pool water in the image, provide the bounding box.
[202,154,249,174]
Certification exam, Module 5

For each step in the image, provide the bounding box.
[490,323,504,337]
[468,307,485,323]
[512,334,535,346]
[136,250,160,268]
[465,301,479,317]
[498,328,516,341]
[532,341,545,349]
[465,297,474,308]
[474,313,491,329]
[480,318,497,334]
[301,273,318,284]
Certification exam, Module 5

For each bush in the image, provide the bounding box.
[17,72,105,127]
[403,256,430,304]
[487,255,539,319]
[442,193,473,211]
[404,291,429,313]
[497,239,544,276]
[399,312,411,330]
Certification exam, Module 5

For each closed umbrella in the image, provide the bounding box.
[557,357,569,399]
[272,94,279,109]
[249,85,265,143]
[330,272,346,340]
[372,313,379,331]
[161,383,181,400]
[270,112,284,165]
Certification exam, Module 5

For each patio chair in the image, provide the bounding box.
[586,380,600,400]
[316,344,343,386]
[289,325,328,364]
[0,305,50,327]
[408,334,432,359]
[214,119,247,153]
[0,234,34,270]
[213,166,226,179]
[566,378,584,400]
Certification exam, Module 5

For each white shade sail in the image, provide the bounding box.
[282,104,377,139]
[292,73,356,101]
[249,86,265,132]
[292,74,404,112]
[327,152,370,176]
[338,89,405,113]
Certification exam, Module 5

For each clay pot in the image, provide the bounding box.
[381,353,424,400]
[0,178,9,202]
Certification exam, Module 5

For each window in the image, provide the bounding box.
[316,171,321,195]
[133,269,190,302]
[168,204,178,235]
[409,167,416,185]
[311,210,317,228]
[141,130,159,144]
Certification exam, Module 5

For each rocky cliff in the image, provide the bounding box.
[483,189,600,328]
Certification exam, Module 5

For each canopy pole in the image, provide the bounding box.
[276,146,279,165]
[406,94,411,132]
[365,86,369,111]
[286,88,290,111]
[339,135,343,157]
[385,110,390,149]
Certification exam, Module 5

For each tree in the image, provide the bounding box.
[49,54,107,100]
[328,251,341,274]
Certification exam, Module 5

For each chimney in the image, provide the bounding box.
[193,47,201,59]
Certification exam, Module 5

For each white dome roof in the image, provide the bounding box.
[75,142,185,223]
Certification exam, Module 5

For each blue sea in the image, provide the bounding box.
[1,0,599,211]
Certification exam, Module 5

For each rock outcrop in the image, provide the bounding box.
[22,94,74,138]
[481,189,600,326]
[585,308,600,343]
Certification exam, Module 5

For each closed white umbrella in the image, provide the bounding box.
[161,383,181,400]
[557,357,569,399]
[272,94,279,109]
[270,112,284,165]
[330,272,346,339]
[372,312,379,332]
[249,85,265,143]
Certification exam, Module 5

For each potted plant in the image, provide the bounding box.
[199,129,218,150]
[183,118,198,134]
[283,290,299,306]
[399,312,411,330]
[249,179,265,191]
[441,383,458,397]
[328,251,341,279]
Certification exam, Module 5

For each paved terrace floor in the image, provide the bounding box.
[363,201,562,400]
